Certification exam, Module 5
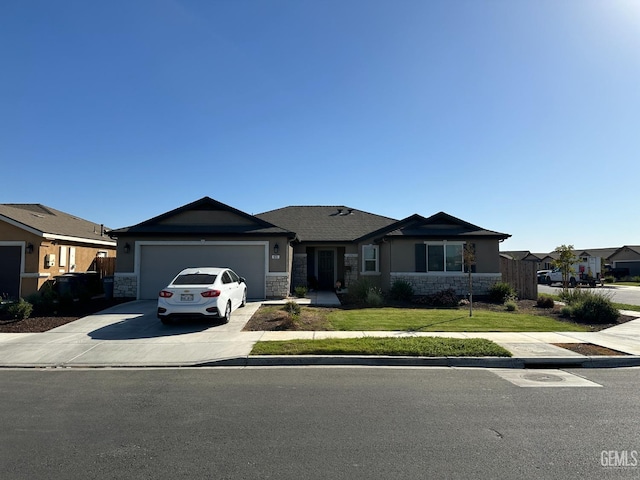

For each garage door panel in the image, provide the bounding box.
[139,244,265,300]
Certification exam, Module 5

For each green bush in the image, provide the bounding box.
[294,286,308,298]
[365,287,384,306]
[536,295,555,309]
[603,275,615,284]
[389,279,414,302]
[7,298,33,320]
[283,301,301,316]
[560,306,573,317]
[571,295,619,324]
[423,288,459,308]
[348,278,378,303]
[504,300,518,311]
[488,282,516,303]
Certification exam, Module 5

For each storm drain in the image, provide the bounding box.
[490,369,602,388]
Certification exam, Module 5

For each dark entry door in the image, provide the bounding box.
[0,246,21,299]
[317,250,335,290]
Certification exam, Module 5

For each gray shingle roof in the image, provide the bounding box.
[256,206,397,242]
[0,203,115,244]
[110,197,295,237]
[358,212,511,242]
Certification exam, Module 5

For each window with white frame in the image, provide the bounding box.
[423,242,464,272]
[362,245,379,272]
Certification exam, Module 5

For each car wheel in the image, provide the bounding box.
[223,301,231,324]
[570,278,577,288]
[240,290,247,307]
[546,276,552,285]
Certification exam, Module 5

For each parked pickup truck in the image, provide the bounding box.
[545,257,601,287]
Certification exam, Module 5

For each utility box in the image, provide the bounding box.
[44,253,56,267]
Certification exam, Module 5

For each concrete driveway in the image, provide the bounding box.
[0,300,264,367]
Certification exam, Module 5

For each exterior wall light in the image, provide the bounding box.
[273,243,279,254]
[26,243,34,254]
[124,243,131,254]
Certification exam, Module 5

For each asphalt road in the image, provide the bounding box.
[1,367,640,480]
[538,284,640,306]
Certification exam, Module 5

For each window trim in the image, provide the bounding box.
[362,244,379,273]
[423,241,465,273]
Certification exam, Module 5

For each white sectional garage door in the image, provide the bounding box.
[138,243,266,300]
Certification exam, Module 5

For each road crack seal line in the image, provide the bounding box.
[488,428,503,439]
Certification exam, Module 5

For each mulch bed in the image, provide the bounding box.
[0,298,133,333]
[552,343,629,356]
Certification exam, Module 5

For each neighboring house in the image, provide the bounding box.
[608,246,640,277]
[0,204,116,299]
[109,197,510,300]
[500,251,542,262]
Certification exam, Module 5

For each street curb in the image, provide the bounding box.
[200,355,640,369]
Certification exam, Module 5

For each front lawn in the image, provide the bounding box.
[244,303,590,332]
[251,336,512,357]
[326,307,588,332]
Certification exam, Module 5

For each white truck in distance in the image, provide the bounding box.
[545,256,602,287]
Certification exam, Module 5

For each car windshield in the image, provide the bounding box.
[172,274,217,285]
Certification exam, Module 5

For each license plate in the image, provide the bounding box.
[181,294,194,302]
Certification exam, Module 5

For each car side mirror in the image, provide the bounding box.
[239,277,246,283]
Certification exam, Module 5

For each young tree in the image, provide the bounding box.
[552,244,578,293]
[464,243,476,317]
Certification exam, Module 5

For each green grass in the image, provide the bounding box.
[614,282,640,287]
[613,303,640,312]
[251,337,512,357]
[325,307,588,332]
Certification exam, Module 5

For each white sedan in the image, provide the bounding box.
[157,267,247,325]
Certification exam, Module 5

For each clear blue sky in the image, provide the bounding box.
[2,0,638,253]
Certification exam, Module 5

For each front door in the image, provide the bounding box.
[0,246,21,298]
[317,250,335,290]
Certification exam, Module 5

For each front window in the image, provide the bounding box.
[426,242,464,272]
[363,245,379,272]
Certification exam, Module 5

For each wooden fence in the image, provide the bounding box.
[94,257,116,278]
[500,257,537,300]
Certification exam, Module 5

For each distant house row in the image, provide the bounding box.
[501,247,640,276]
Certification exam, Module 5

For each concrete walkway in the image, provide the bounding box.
[1,293,640,368]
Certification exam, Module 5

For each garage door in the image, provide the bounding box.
[138,244,266,300]
[615,261,640,277]
[0,246,21,299]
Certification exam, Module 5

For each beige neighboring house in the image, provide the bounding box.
[608,246,640,277]
[108,197,510,300]
[0,204,116,299]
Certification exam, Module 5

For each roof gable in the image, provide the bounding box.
[256,206,397,242]
[358,211,511,242]
[110,197,294,237]
[0,203,114,244]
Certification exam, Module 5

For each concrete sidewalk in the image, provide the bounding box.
[1,296,640,368]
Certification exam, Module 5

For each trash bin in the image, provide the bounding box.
[103,276,114,300]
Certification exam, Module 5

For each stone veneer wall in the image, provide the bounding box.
[292,254,307,289]
[114,273,137,298]
[266,274,290,298]
[344,254,358,288]
[390,273,502,296]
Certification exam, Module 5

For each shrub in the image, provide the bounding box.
[633,276,640,283]
[7,298,33,320]
[488,282,516,303]
[348,278,378,303]
[283,301,301,316]
[536,295,555,309]
[571,295,619,324]
[365,287,384,306]
[389,279,414,302]
[294,286,308,298]
[603,275,615,284]
[560,306,573,317]
[425,288,459,308]
[504,300,518,312]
